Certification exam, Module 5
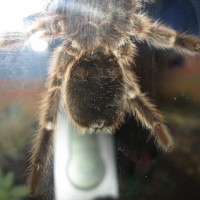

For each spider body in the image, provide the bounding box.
[0,0,200,198]
[67,50,125,133]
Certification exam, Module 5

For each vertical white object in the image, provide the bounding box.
[54,111,119,200]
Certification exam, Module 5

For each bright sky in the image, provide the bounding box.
[0,0,43,32]
[0,0,48,51]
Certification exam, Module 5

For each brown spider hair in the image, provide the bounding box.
[0,0,200,197]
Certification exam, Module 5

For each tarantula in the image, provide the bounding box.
[1,0,200,197]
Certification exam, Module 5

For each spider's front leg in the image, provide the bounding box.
[124,69,174,152]
[0,32,26,50]
[27,86,60,196]
[27,42,79,196]
[132,14,200,53]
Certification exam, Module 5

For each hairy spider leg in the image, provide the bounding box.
[132,14,200,52]
[123,66,174,152]
[27,42,80,196]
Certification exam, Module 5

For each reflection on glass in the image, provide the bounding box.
[0,1,200,200]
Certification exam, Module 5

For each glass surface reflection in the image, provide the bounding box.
[0,0,199,200]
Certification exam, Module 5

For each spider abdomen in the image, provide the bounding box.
[65,52,125,132]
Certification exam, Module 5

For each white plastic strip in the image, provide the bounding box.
[54,111,119,200]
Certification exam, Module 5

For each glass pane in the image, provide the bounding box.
[0,1,199,200]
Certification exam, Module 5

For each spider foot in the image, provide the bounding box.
[27,163,43,197]
[154,124,174,152]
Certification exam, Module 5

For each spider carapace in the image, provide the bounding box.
[1,0,200,197]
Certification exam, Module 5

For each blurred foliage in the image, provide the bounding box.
[0,83,41,200]
[0,101,34,159]
[162,175,177,192]
[0,167,27,200]
[123,173,146,199]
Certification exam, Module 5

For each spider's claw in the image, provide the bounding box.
[154,124,174,152]
[27,163,43,197]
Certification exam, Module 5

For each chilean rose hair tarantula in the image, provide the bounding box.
[1,0,200,197]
